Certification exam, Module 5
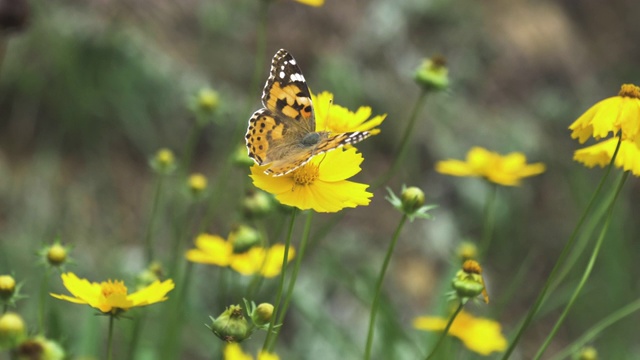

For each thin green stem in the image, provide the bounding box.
[180,122,203,175]
[126,315,144,360]
[364,214,408,360]
[267,212,313,351]
[144,176,165,264]
[262,209,297,352]
[374,90,428,189]
[549,296,640,360]
[424,302,465,360]
[38,268,49,333]
[533,171,629,359]
[479,184,498,257]
[107,314,115,360]
[161,262,194,360]
[501,136,622,359]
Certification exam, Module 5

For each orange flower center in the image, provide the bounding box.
[618,84,640,99]
[462,259,483,274]
[293,163,319,185]
[101,280,128,298]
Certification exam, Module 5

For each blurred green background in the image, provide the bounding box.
[1,0,640,359]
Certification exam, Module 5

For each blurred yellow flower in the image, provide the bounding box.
[413,310,506,356]
[436,147,545,186]
[313,91,386,135]
[573,137,640,176]
[250,147,372,212]
[293,0,324,7]
[224,343,279,360]
[50,272,174,314]
[569,84,640,144]
[185,233,294,278]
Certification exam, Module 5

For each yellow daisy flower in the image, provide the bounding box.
[569,84,640,143]
[292,0,324,7]
[435,147,546,186]
[413,310,507,356]
[250,147,373,212]
[313,91,386,135]
[573,137,640,176]
[50,272,174,314]
[185,233,294,278]
[224,343,279,360]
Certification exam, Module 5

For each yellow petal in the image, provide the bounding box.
[293,0,324,7]
[128,279,175,306]
[317,148,364,182]
[223,343,253,360]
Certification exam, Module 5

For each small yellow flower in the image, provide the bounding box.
[569,84,640,143]
[150,148,177,174]
[413,310,507,356]
[50,272,174,314]
[456,242,478,262]
[185,233,294,278]
[573,137,640,176]
[188,173,208,195]
[436,147,546,186]
[251,147,372,213]
[224,343,280,360]
[312,91,386,136]
[46,243,68,267]
[292,0,323,7]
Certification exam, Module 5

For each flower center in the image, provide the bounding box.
[293,163,319,185]
[101,280,128,298]
[618,84,640,98]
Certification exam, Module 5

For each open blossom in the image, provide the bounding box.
[413,310,507,356]
[436,147,545,186]
[251,147,372,212]
[573,137,640,176]
[569,84,640,144]
[50,272,174,314]
[312,91,386,135]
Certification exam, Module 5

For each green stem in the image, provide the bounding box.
[424,301,465,360]
[161,262,194,359]
[107,314,115,360]
[364,214,408,360]
[374,90,428,189]
[262,209,297,352]
[501,136,622,359]
[144,176,165,264]
[533,171,629,359]
[267,211,313,351]
[126,315,144,360]
[38,268,49,333]
[479,184,498,257]
[180,122,203,175]
[549,296,640,360]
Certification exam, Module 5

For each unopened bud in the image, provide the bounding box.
[209,305,253,343]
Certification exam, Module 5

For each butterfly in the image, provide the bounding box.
[245,49,370,176]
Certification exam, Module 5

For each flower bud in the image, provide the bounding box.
[456,241,478,262]
[0,312,26,349]
[195,88,220,114]
[46,244,68,267]
[229,225,261,254]
[400,186,425,214]
[242,191,273,219]
[16,336,65,360]
[451,260,488,303]
[188,173,208,197]
[251,303,274,327]
[150,148,177,174]
[414,55,449,92]
[576,346,597,360]
[232,144,256,168]
[136,262,165,290]
[0,275,16,300]
[209,305,253,343]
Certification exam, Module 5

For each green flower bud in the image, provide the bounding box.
[251,303,274,327]
[242,191,273,219]
[401,186,425,214]
[188,173,208,197]
[16,336,65,360]
[229,225,261,254]
[576,346,597,360]
[209,305,253,343]
[451,260,488,303]
[414,55,449,92]
[456,241,478,262]
[0,312,26,349]
[196,88,219,114]
[150,148,177,174]
[46,244,68,267]
[0,275,16,300]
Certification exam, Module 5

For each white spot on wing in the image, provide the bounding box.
[290,73,305,82]
[289,59,296,65]
[279,71,285,79]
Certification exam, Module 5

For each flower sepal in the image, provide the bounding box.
[386,185,438,222]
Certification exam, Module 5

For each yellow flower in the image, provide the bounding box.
[50,272,174,314]
[185,233,294,278]
[312,91,386,135]
[413,310,507,356]
[292,0,323,7]
[250,147,372,212]
[436,147,546,186]
[224,343,279,360]
[573,137,640,176]
[569,84,640,143]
